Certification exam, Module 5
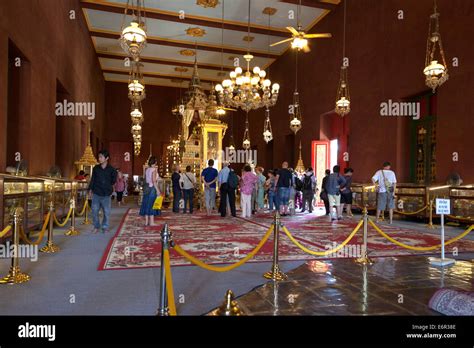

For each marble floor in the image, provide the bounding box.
[215,256,474,315]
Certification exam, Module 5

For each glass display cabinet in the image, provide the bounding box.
[394,184,428,217]
[352,184,377,212]
[35,177,83,218]
[0,174,46,240]
[448,186,474,222]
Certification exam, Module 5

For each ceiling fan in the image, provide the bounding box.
[270,26,332,52]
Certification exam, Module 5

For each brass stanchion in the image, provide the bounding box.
[157,223,173,316]
[263,212,287,281]
[65,196,80,236]
[355,206,374,265]
[0,208,31,284]
[427,199,435,229]
[215,290,243,316]
[82,200,92,225]
[40,202,60,253]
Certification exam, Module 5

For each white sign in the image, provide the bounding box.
[436,198,450,215]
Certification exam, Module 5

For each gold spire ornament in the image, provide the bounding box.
[295,141,305,174]
[423,0,448,92]
[75,125,98,170]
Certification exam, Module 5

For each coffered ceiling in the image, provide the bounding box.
[81,0,340,89]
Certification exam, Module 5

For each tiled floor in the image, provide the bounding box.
[214,256,474,315]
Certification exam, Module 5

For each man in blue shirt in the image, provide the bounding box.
[218,162,236,217]
[325,165,346,221]
[201,159,218,216]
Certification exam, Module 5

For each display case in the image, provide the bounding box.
[0,174,46,240]
[352,184,377,211]
[35,177,83,218]
[448,186,474,222]
[393,184,428,217]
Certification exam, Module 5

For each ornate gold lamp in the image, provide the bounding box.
[335,0,350,117]
[242,113,251,150]
[290,91,302,134]
[119,0,147,61]
[263,107,273,143]
[423,0,448,92]
[128,61,146,103]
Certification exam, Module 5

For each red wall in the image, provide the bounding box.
[0,0,105,177]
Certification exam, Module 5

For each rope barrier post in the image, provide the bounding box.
[0,208,31,284]
[263,212,287,281]
[65,196,80,236]
[427,199,435,229]
[355,206,374,265]
[215,290,243,316]
[40,201,60,253]
[157,223,173,316]
[82,200,92,225]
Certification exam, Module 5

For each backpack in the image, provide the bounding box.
[303,175,313,190]
[294,176,303,191]
[228,171,238,189]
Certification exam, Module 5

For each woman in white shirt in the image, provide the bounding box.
[180,165,197,214]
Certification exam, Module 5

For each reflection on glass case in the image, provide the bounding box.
[449,186,474,221]
[352,184,377,211]
[394,184,427,216]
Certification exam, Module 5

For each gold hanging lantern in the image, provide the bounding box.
[423,0,448,92]
[128,61,146,102]
[242,113,251,150]
[290,91,302,134]
[335,66,350,116]
[263,107,273,143]
[119,0,147,61]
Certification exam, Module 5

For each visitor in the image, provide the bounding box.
[74,170,86,181]
[275,161,292,216]
[140,156,161,226]
[372,162,397,224]
[256,167,266,212]
[88,150,117,233]
[289,168,298,215]
[218,162,236,217]
[180,165,196,214]
[340,168,354,217]
[326,165,346,221]
[201,159,218,216]
[265,170,276,211]
[114,169,127,206]
[301,167,316,213]
[240,164,258,218]
[320,169,331,215]
[171,164,182,213]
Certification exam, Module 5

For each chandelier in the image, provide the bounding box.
[119,0,147,61]
[242,113,251,149]
[335,0,350,117]
[131,102,144,125]
[335,66,350,116]
[290,91,302,134]
[423,0,448,92]
[215,0,279,112]
[128,61,146,102]
[263,107,273,143]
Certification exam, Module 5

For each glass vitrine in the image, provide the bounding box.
[0,174,45,240]
[448,186,474,221]
[394,184,427,217]
[352,184,377,212]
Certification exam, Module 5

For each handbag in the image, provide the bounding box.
[153,195,163,210]
[381,170,394,193]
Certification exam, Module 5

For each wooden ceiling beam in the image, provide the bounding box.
[102,69,220,84]
[90,30,279,59]
[81,1,290,37]
[97,52,234,72]
[278,0,337,10]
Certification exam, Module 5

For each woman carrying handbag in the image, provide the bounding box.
[140,156,162,226]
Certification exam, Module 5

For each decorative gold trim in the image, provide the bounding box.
[196,0,220,8]
[262,7,277,16]
[242,36,255,42]
[103,67,223,83]
[180,49,196,56]
[174,67,189,72]
[186,27,207,37]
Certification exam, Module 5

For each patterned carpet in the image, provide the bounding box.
[98,209,474,270]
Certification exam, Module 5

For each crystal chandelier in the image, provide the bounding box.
[423,0,448,92]
[335,66,350,116]
[128,61,146,102]
[335,0,350,117]
[215,0,280,112]
[263,107,273,143]
[242,113,251,149]
[119,0,147,61]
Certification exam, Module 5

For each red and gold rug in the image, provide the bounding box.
[98,209,474,270]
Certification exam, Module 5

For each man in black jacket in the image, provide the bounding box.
[88,150,117,233]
